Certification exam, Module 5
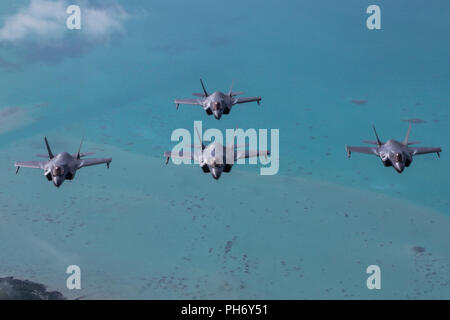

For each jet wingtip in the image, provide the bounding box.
[345,146,351,158]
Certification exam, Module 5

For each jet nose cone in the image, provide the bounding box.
[53,177,64,187]
[213,110,221,120]
[211,168,221,180]
[393,162,405,173]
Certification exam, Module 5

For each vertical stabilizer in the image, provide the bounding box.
[77,136,84,159]
[228,80,234,96]
[372,125,382,146]
[403,124,412,145]
[200,79,209,97]
[44,137,54,159]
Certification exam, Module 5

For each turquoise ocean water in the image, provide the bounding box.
[0,0,449,298]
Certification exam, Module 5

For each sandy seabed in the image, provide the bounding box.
[0,137,449,299]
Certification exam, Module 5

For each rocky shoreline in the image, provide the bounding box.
[0,277,66,300]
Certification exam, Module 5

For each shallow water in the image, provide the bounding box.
[0,0,449,299]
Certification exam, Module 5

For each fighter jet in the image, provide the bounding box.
[346,124,442,173]
[15,137,112,187]
[164,128,270,180]
[174,79,262,120]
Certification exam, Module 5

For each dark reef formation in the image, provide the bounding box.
[351,99,368,105]
[402,118,426,124]
[0,277,66,300]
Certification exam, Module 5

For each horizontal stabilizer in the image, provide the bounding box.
[79,152,95,157]
[407,141,420,145]
[231,91,244,96]
[184,144,203,149]
[227,143,249,149]
[362,140,384,145]
[235,149,270,161]
[72,152,96,158]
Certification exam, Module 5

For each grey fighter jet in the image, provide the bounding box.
[15,137,112,187]
[164,128,270,180]
[174,79,262,120]
[346,125,442,173]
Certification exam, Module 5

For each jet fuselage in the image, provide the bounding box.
[43,152,80,187]
[377,139,413,173]
[198,142,234,179]
[202,91,233,120]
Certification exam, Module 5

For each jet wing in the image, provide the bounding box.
[72,152,96,158]
[164,151,197,164]
[78,158,112,168]
[234,149,270,161]
[232,96,261,105]
[345,146,378,158]
[14,161,46,169]
[408,147,442,157]
[174,99,202,109]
